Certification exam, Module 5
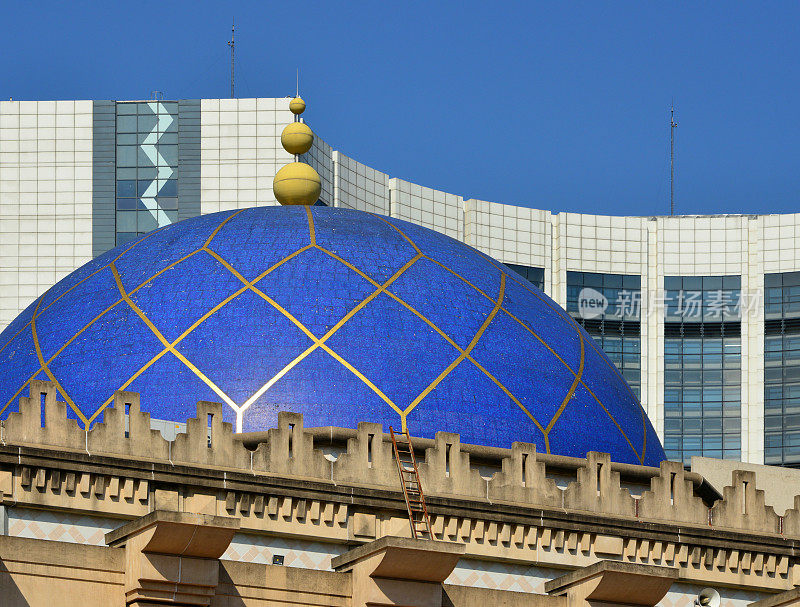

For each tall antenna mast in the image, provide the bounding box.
[228,19,235,99]
[670,103,677,215]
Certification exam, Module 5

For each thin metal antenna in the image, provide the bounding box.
[228,19,235,99]
[296,68,299,98]
[670,103,677,215]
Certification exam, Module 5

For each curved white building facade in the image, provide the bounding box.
[1,97,798,467]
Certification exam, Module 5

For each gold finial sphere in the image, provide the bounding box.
[289,96,306,115]
[273,162,321,205]
[281,122,314,155]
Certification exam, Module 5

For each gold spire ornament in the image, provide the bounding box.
[273,163,321,205]
[280,121,314,155]
[289,96,306,115]
[273,97,321,205]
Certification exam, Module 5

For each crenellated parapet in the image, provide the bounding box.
[3,382,800,593]
[638,460,710,525]
[417,432,487,499]
[711,470,781,533]
[563,452,636,517]
[487,442,561,506]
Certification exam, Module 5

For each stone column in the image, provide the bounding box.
[105,510,239,606]
[545,560,678,607]
[332,536,465,607]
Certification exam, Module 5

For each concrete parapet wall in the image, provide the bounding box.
[1,381,800,594]
[0,381,794,537]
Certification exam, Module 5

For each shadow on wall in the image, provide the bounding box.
[0,558,27,607]
[216,562,246,606]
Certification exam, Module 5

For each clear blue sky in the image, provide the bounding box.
[2,2,799,216]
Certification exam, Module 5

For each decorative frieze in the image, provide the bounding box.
[3,382,800,593]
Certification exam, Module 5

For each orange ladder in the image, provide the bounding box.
[389,426,433,540]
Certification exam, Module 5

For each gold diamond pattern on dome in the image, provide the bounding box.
[0,208,646,464]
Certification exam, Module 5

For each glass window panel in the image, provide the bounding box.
[137,147,154,166]
[155,210,173,227]
[157,197,178,210]
[115,232,139,246]
[116,133,137,145]
[116,167,136,180]
[116,146,137,167]
[623,275,640,289]
[158,179,178,197]
[786,335,800,351]
[117,115,137,133]
[682,388,702,402]
[723,417,741,433]
[116,211,137,232]
[137,179,153,197]
[684,435,702,450]
[683,277,702,291]
[722,276,741,289]
[158,144,178,165]
[583,273,603,288]
[138,114,157,133]
[785,414,800,431]
[704,436,723,452]
[684,339,702,354]
[116,180,136,197]
[665,436,682,450]
[138,166,158,180]
[786,384,800,399]
[137,211,158,233]
[116,198,137,210]
[724,369,741,384]
[116,103,136,115]
[159,132,178,145]
[724,386,742,401]
[683,370,702,384]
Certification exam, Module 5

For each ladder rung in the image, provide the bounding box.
[392,427,432,540]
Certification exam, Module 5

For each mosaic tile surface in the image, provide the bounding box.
[222,533,346,569]
[7,508,120,546]
[445,559,552,593]
[659,582,768,607]
[0,206,664,464]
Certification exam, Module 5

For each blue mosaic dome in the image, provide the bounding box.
[0,206,664,465]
